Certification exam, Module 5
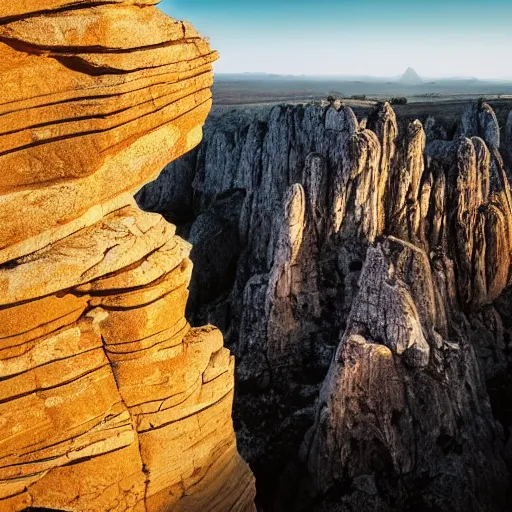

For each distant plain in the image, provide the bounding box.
[213,73,512,105]
[212,73,512,127]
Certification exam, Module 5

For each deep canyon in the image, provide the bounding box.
[139,99,512,511]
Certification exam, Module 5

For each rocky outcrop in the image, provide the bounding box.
[139,99,512,510]
[0,2,255,511]
[301,238,508,512]
[457,99,501,150]
[504,110,512,172]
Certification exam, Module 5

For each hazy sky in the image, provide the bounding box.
[159,0,512,79]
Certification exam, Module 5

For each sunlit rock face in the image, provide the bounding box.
[0,2,255,511]
[139,100,512,511]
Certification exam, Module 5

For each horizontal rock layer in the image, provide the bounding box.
[0,2,255,511]
[0,0,217,262]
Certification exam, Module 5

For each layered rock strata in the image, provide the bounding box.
[139,100,512,510]
[0,2,255,511]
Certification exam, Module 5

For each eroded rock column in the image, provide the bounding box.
[0,2,255,511]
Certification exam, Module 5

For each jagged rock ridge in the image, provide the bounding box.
[139,99,512,511]
[0,2,255,511]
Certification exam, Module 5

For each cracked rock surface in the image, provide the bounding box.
[0,2,255,511]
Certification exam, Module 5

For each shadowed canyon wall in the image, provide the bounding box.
[0,2,255,511]
[139,100,512,511]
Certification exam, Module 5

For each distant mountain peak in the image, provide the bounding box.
[399,67,423,85]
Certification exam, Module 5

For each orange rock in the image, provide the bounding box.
[0,1,255,511]
[28,441,146,512]
[0,6,200,51]
[0,292,88,339]
[0,1,160,20]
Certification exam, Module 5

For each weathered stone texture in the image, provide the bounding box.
[0,2,255,511]
[139,100,512,511]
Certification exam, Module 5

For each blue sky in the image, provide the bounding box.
[158,0,512,79]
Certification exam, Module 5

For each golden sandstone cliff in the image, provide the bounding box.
[0,1,255,511]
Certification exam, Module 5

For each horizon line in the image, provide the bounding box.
[214,71,512,82]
